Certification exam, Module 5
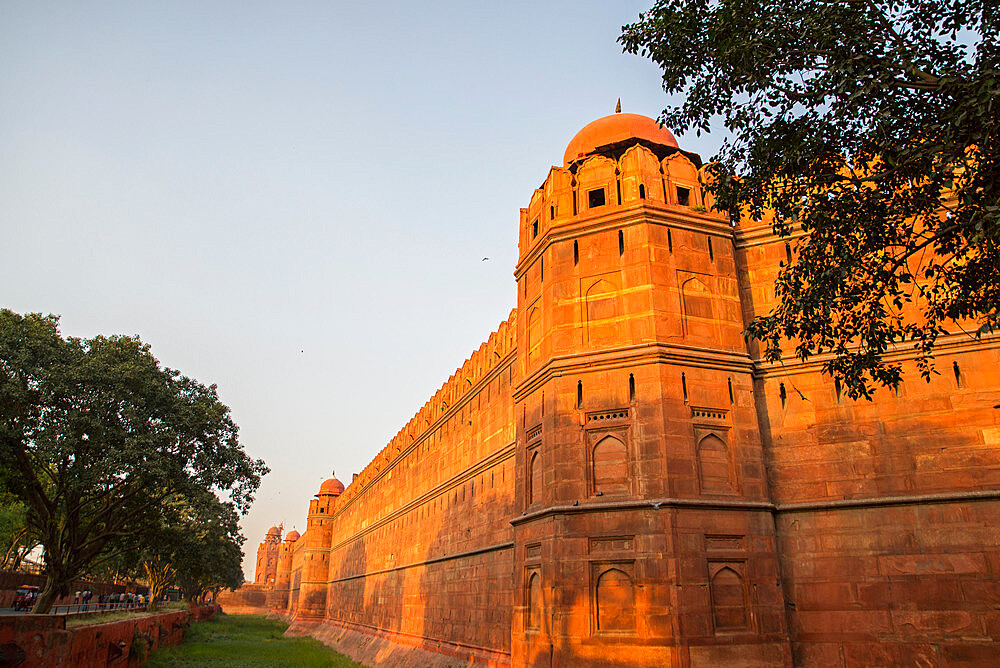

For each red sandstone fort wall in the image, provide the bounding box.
[231,115,1000,667]
[298,312,520,662]
[738,222,1000,665]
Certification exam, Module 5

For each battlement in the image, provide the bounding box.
[518,145,720,264]
[332,309,517,514]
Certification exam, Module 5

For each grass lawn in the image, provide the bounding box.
[146,613,367,667]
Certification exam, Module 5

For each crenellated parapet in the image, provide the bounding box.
[330,309,517,512]
[517,144,711,266]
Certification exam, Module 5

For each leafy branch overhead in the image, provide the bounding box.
[622,0,999,398]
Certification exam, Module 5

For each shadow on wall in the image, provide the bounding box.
[417,468,514,664]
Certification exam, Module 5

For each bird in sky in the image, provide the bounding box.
[482,257,490,261]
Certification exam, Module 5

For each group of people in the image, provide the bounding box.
[73,589,147,608]
[11,586,151,612]
[72,589,94,605]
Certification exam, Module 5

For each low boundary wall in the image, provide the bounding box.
[0,570,144,609]
[0,604,219,667]
[216,584,270,615]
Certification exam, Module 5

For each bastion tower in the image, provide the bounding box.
[268,528,299,612]
[254,525,282,585]
[511,112,790,666]
[298,476,344,618]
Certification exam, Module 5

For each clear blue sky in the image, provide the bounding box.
[1,1,725,579]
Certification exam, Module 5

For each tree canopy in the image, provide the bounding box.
[621,0,999,397]
[0,310,268,612]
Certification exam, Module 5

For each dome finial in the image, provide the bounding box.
[615,98,621,113]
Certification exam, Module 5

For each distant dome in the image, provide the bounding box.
[318,477,345,496]
[266,525,280,536]
[564,113,678,166]
[285,529,300,542]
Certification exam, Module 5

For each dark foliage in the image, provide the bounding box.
[622,0,999,397]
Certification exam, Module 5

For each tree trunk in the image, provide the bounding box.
[31,575,63,614]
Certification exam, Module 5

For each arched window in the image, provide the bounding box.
[592,436,628,495]
[639,183,646,199]
[527,572,542,630]
[596,568,635,632]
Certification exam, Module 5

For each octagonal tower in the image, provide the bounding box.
[296,476,344,619]
[510,111,791,666]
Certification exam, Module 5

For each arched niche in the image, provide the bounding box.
[681,276,714,338]
[527,307,542,363]
[543,167,574,221]
[619,145,663,203]
[595,568,635,632]
[527,571,542,630]
[710,565,750,633]
[528,449,542,507]
[585,278,621,345]
[697,433,735,494]
[592,435,628,496]
[662,153,700,205]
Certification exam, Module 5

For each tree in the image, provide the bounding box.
[0,495,38,571]
[0,310,268,612]
[166,489,245,605]
[621,1,999,397]
[142,555,176,609]
[137,488,246,607]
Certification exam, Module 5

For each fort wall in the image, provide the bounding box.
[226,113,1000,667]
[737,222,1000,665]
[282,312,519,664]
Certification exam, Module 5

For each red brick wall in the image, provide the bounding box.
[217,583,269,615]
[738,222,1000,665]
[249,129,1000,667]
[0,604,218,667]
[276,314,519,662]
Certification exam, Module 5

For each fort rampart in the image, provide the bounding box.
[226,113,1000,667]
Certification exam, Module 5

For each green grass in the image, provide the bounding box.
[146,613,367,667]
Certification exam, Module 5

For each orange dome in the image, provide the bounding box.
[318,477,345,496]
[266,525,280,536]
[285,529,300,542]
[564,113,678,166]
